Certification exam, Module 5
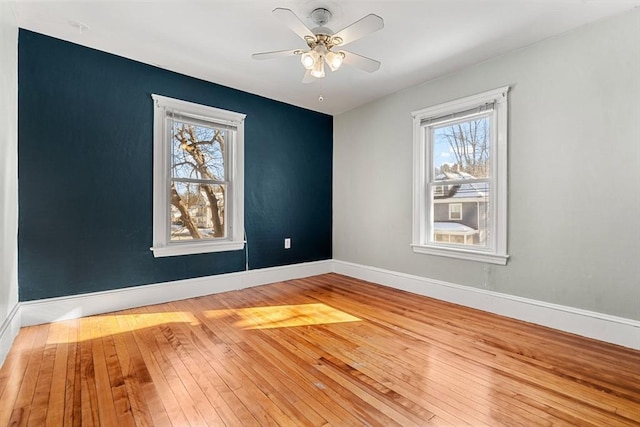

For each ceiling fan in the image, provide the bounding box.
[252,7,384,83]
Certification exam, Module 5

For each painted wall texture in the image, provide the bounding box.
[333,9,640,320]
[0,3,19,329]
[18,30,332,301]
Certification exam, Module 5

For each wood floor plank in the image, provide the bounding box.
[62,319,81,427]
[142,303,245,426]
[101,323,136,426]
[1,273,639,426]
[90,317,121,426]
[124,308,206,426]
[176,297,318,426]
[78,317,99,427]
[148,302,266,426]
[206,299,345,425]
[25,337,56,426]
[0,325,39,426]
[6,323,51,426]
[142,313,224,425]
[113,310,172,427]
[43,320,70,427]
[102,314,145,427]
[170,299,333,426]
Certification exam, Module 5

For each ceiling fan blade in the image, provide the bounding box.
[252,49,300,61]
[342,51,381,73]
[332,14,384,47]
[302,70,315,84]
[273,8,313,41]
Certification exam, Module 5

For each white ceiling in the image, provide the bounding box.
[14,0,640,115]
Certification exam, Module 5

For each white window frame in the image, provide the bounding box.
[151,94,246,257]
[411,87,509,265]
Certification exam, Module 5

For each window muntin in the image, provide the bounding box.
[152,95,245,257]
[412,87,509,265]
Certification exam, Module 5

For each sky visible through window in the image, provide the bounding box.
[431,116,490,178]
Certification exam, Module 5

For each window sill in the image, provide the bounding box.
[411,244,509,265]
[151,241,245,258]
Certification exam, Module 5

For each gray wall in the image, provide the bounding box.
[0,1,19,347]
[334,9,640,320]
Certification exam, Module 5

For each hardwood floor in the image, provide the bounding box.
[1,273,639,426]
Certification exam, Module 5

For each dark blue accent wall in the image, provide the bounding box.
[18,30,332,301]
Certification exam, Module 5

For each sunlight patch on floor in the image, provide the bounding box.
[46,311,200,344]
[42,303,361,344]
[204,303,361,329]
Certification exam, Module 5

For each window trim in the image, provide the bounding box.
[151,94,246,257]
[411,87,509,265]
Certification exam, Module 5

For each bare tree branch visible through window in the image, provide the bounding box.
[171,122,228,240]
[437,118,490,178]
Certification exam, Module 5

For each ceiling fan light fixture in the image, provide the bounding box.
[300,50,318,69]
[325,51,345,71]
[310,58,325,78]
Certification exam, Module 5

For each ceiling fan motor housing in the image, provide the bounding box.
[310,8,332,27]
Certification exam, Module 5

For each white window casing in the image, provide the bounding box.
[151,94,246,257]
[411,87,509,265]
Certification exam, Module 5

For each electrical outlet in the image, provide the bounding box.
[284,238,291,249]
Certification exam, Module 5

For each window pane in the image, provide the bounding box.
[431,181,490,247]
[432,116,491,179]
[170,181,226,241]
[171,120,228,182]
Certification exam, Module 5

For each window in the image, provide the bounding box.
[151,94,246,257]
[434,185,445,197]
[449,203,462,220]
[411,87,509,265]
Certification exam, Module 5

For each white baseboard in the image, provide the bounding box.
[20,260,333,327]
[0,303,22,367]
[332,260,640,350]
[11,258,640,352]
